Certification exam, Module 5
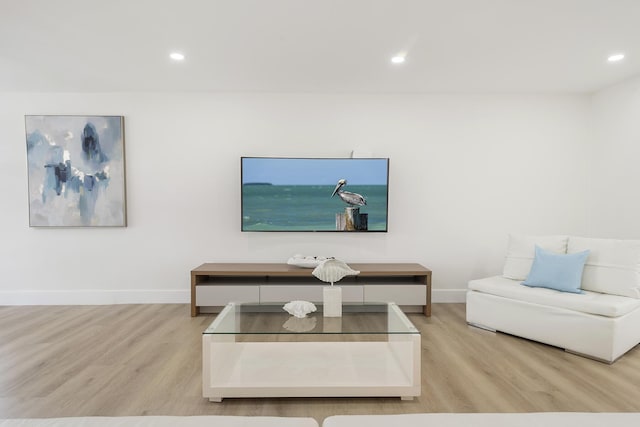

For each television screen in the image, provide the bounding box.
[241,157,389,232]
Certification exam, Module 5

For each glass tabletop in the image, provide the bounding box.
[203,302,419,335]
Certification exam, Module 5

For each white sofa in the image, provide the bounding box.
[323,413,640,427]
[0,417,318,427]
[5,414,640,427]
[466,235,640,363]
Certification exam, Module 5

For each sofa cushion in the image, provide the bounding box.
[468,276,640,318]
[568,237,640,299]
[522,246,589,294]
[503,234,568,280]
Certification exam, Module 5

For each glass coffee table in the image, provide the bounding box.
[202,302,421,402]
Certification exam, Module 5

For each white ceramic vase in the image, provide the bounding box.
[323,286,342,317]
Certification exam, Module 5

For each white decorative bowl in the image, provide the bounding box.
[287,255,334,268]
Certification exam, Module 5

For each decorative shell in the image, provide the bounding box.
[282,316,317,332]
[312,259,360,284]
[283,300,317,318]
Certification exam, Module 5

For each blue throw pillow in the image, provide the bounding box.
[522,245,590,293]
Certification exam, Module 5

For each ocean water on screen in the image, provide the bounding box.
[242,185,388,231]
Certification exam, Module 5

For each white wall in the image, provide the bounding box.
[588,75,640,238]
[0,93,591,304]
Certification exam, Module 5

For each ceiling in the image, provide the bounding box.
[1,0,639,94]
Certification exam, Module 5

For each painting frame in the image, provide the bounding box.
[25,115,127,227]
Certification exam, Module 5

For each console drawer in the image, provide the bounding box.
[260,285,364,303]
[196,285,260,305]
[363,284,426,305]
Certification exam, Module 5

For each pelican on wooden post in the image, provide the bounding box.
[331,179,366,206]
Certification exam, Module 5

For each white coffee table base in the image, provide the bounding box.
[202,339,420,401]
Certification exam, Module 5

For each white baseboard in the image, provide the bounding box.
[432,289,467,303]
[0,289,467,305]
[0,290,191,305]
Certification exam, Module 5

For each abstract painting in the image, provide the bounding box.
[25,115,126,227]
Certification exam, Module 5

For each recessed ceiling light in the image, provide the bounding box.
[607,53,625,62]
[170,52,185,61]
[391,56,406,64]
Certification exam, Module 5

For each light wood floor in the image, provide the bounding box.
[1,304,639,423]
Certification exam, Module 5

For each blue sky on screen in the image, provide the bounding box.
[242,158,388,185]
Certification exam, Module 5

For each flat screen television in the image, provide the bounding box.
[241,157,389,232]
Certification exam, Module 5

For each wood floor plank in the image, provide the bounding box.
[1,303,639,423]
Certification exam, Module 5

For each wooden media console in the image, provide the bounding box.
[190,262,432,317]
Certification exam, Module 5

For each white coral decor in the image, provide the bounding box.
[312,259,360,286]
[283,300,317,318]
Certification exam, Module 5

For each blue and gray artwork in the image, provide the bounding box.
[25,116,126,227]
[241,158,389,231]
